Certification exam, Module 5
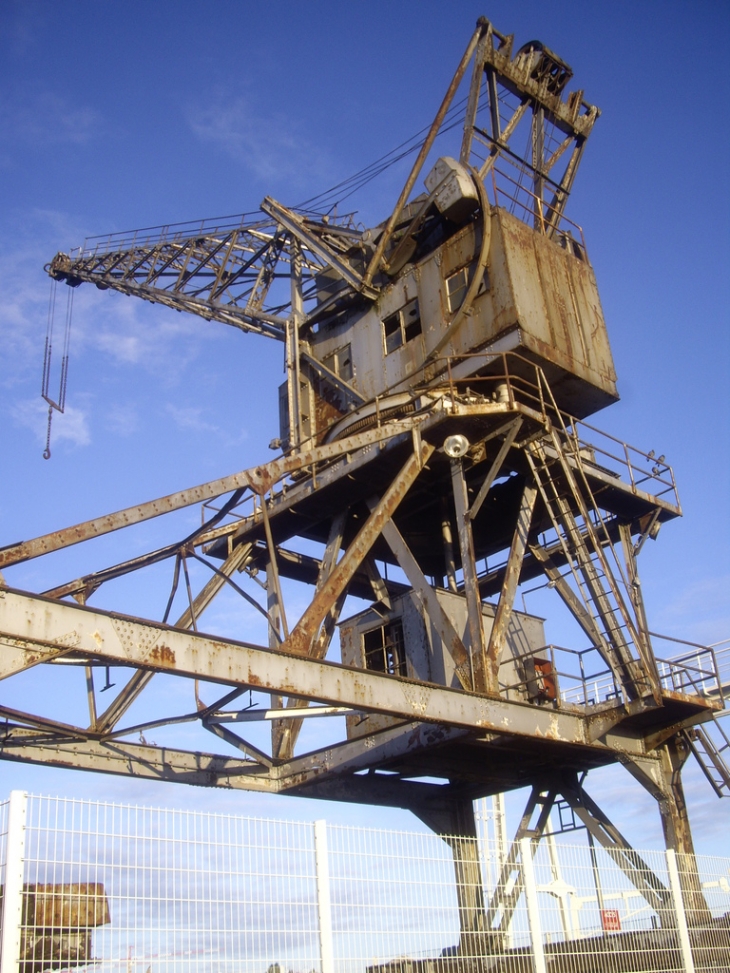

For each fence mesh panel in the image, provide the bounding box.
[19,796,319,973]
[0,793,727,973]
[531,839,685,972]
[0,799,8,938]
[679,851,730,972]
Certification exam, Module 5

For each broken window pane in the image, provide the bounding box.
[446,267,489,313]
[446,267,469,312]
[363,620,406,676]
[403,298,422,343]
[383,301,421,355]
[383,312,403,354]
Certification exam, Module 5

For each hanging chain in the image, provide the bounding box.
[41,280,74,459]
[43,405,53,460]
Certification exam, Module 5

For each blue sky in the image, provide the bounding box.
[0,0,728,855]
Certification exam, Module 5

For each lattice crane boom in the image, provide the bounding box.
[47,203,375,342]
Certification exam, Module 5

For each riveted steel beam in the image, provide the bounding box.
[0,423,418,569]
[279,722,469,789]
[273,511,348,759]
[374,512,472,690]
[0,723,276,790]
[0,588,649,756]
[451,457,487,691]
[486,480,538,690]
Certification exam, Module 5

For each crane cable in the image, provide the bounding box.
[41,279,73,460]
[294,94,473,215]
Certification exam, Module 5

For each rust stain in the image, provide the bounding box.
[149,644,175,666]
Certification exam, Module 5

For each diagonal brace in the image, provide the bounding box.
[284,442,434,655]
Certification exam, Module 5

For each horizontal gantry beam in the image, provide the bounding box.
[0,724,275,790]
[0,723,478,811]
[0,587,648,757]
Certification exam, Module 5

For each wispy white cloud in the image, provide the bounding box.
[0,209,213,389]
[162,403,249,449]
[656,573,730,645]
[3,0,46,58]
[105,402,139,438]
[0,208,255,468]
[188,95,330,186]
[61,273,228,386]
[0,92,100,147]
[0,209,89,386]
[12,396,90,448]
[164,404,219,434]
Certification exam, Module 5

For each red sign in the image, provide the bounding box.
[601,909,621,931]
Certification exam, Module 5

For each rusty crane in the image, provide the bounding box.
[0,17,727,957]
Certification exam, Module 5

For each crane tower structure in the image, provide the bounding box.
[0,17,727,956]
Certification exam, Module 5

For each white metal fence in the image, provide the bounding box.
[0,792,728,973]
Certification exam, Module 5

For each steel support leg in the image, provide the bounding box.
[657,736,713,925]
[412,798,487,957]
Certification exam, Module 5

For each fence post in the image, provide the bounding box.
[314,819,334,973]
[0,791,27,973]
[666,849,696,973]
[520,837,547,973]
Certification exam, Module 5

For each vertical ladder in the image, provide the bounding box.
[686,716,730,797]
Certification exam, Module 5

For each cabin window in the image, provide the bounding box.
[446,267,489,312]
[382,298,422,355]
[363,620,406,676]
[323,344,353,382]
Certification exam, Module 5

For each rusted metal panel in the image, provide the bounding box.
[0,882,112,973]
[308,202,617,420]
[22,884,110,929]
[496,207,618,413]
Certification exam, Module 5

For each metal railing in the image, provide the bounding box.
[565,418,679,508]
[201,352,678,537]
[499,640,723,711]
[657,649,723,700]
[73,212,266,258]
[489,161,589,250]
[426,352,677,511]
[499,642,624,708]
[72,207,360,260]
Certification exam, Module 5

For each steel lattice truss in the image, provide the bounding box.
[0,383,714,802]
[48,205,370,342]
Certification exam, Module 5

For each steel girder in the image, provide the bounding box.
[0,393,716,812]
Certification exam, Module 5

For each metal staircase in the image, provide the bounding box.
[525,426,658,705]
